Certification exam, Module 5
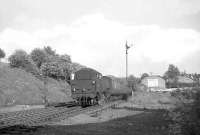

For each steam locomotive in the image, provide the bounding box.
[70,68,132,107]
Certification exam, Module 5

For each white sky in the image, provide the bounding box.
[0,0,200,77]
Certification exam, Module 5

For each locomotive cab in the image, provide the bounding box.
[71,68,103,107]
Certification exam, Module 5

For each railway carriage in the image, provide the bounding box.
[102,76,132,100]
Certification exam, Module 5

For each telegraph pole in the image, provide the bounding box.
[125,41,133,80]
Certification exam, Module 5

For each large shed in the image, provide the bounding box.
[141,76,166,91]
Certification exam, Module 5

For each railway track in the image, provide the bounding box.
[0,102,79,129]
[0,100,124,134]
[0,106,80,128]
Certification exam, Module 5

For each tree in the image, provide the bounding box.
[164,64,180,88]
[31,48,48,68]
[40,46,73,81]
[180,70,187,76]
[127,75,139,91]
[0,48,5,60]
[41,62,60,79]
[44,46,56,56]
[8,50,29,68]
[71,62,86,72]
[140,73,149,80]
[47,54,71,64]
[8,49,40,75]
[40,61,71,80]
[60,54,71,63]
[164,64,180,79]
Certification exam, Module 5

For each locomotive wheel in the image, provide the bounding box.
[94,96,99,105]
[80,97,88,107]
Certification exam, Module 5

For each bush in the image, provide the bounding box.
[44,46,56,56]
[41,62,71,80]
[8,50,40,76]
[9,50,29,68]
[71,62,86,72]
[0,48,5,59]
[169,88,200,135]
[30,48,48,68]
[41,62,60,79]
[60,54,71,63]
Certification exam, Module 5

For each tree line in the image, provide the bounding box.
[0,47,85,82]
[137,64,200,88]
[0,47,199,87]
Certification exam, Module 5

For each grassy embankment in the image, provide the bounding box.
[0,62,72,106]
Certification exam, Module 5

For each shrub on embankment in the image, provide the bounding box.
[0,63,72,106]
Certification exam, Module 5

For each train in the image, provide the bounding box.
[70,68,132,107]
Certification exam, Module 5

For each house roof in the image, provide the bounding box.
[177,76,194,83]
[167,75,195,83]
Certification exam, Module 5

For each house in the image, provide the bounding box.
[141,76,166,91]
[166,75,195,88]
[177,76,195,87]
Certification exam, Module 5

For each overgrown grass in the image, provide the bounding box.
[169,88,200,135]
[0,63,72,106]
[29,110,171,135]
